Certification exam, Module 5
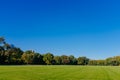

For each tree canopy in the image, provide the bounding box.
[0,37,120,66]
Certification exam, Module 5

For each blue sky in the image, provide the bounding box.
[0,0,120,59]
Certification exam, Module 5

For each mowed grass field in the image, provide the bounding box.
[0,66,120,80]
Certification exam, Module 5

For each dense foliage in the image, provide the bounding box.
[0,37,120,66]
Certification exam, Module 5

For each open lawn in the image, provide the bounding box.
[0,66,120,80]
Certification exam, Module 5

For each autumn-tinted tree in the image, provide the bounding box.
[21,50,35,64]
[61,55,70,65]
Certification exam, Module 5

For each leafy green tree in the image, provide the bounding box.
[69,55,77,65]
[105,57,113,66]
[54,56,62,65]
[43,53,54,65]
[0,37,9,64]
[5,47,23,64]
[32,53,45,64]
[77,57,89,65]
[105,56,120,66]
[0,46,6,64]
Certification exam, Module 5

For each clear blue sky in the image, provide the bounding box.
[0,0,120,59]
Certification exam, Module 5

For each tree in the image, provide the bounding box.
[69,55,77,65]
[0,37,12,64]
[61,55,70,65]
[114,56,120,65]
[0,37,5,45]
[88,60,95,65]
[77,57,89,65]
[88,60,105,66]
[105,56,120,66]
[54,56,62,65]
[0,46,6,64]
[3,43,12,50]
[97,60,106,65]
[21,50,35,64]
[5,47,23,64]
[32,53,45,64]
[43,53,54,65]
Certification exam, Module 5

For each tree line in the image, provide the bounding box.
[0,37,120,66]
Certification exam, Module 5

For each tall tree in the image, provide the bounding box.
[5,47,23,64]
[0,46,6,64]
[0,37,8,64]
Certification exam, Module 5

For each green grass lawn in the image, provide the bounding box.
[0,65,120,80]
